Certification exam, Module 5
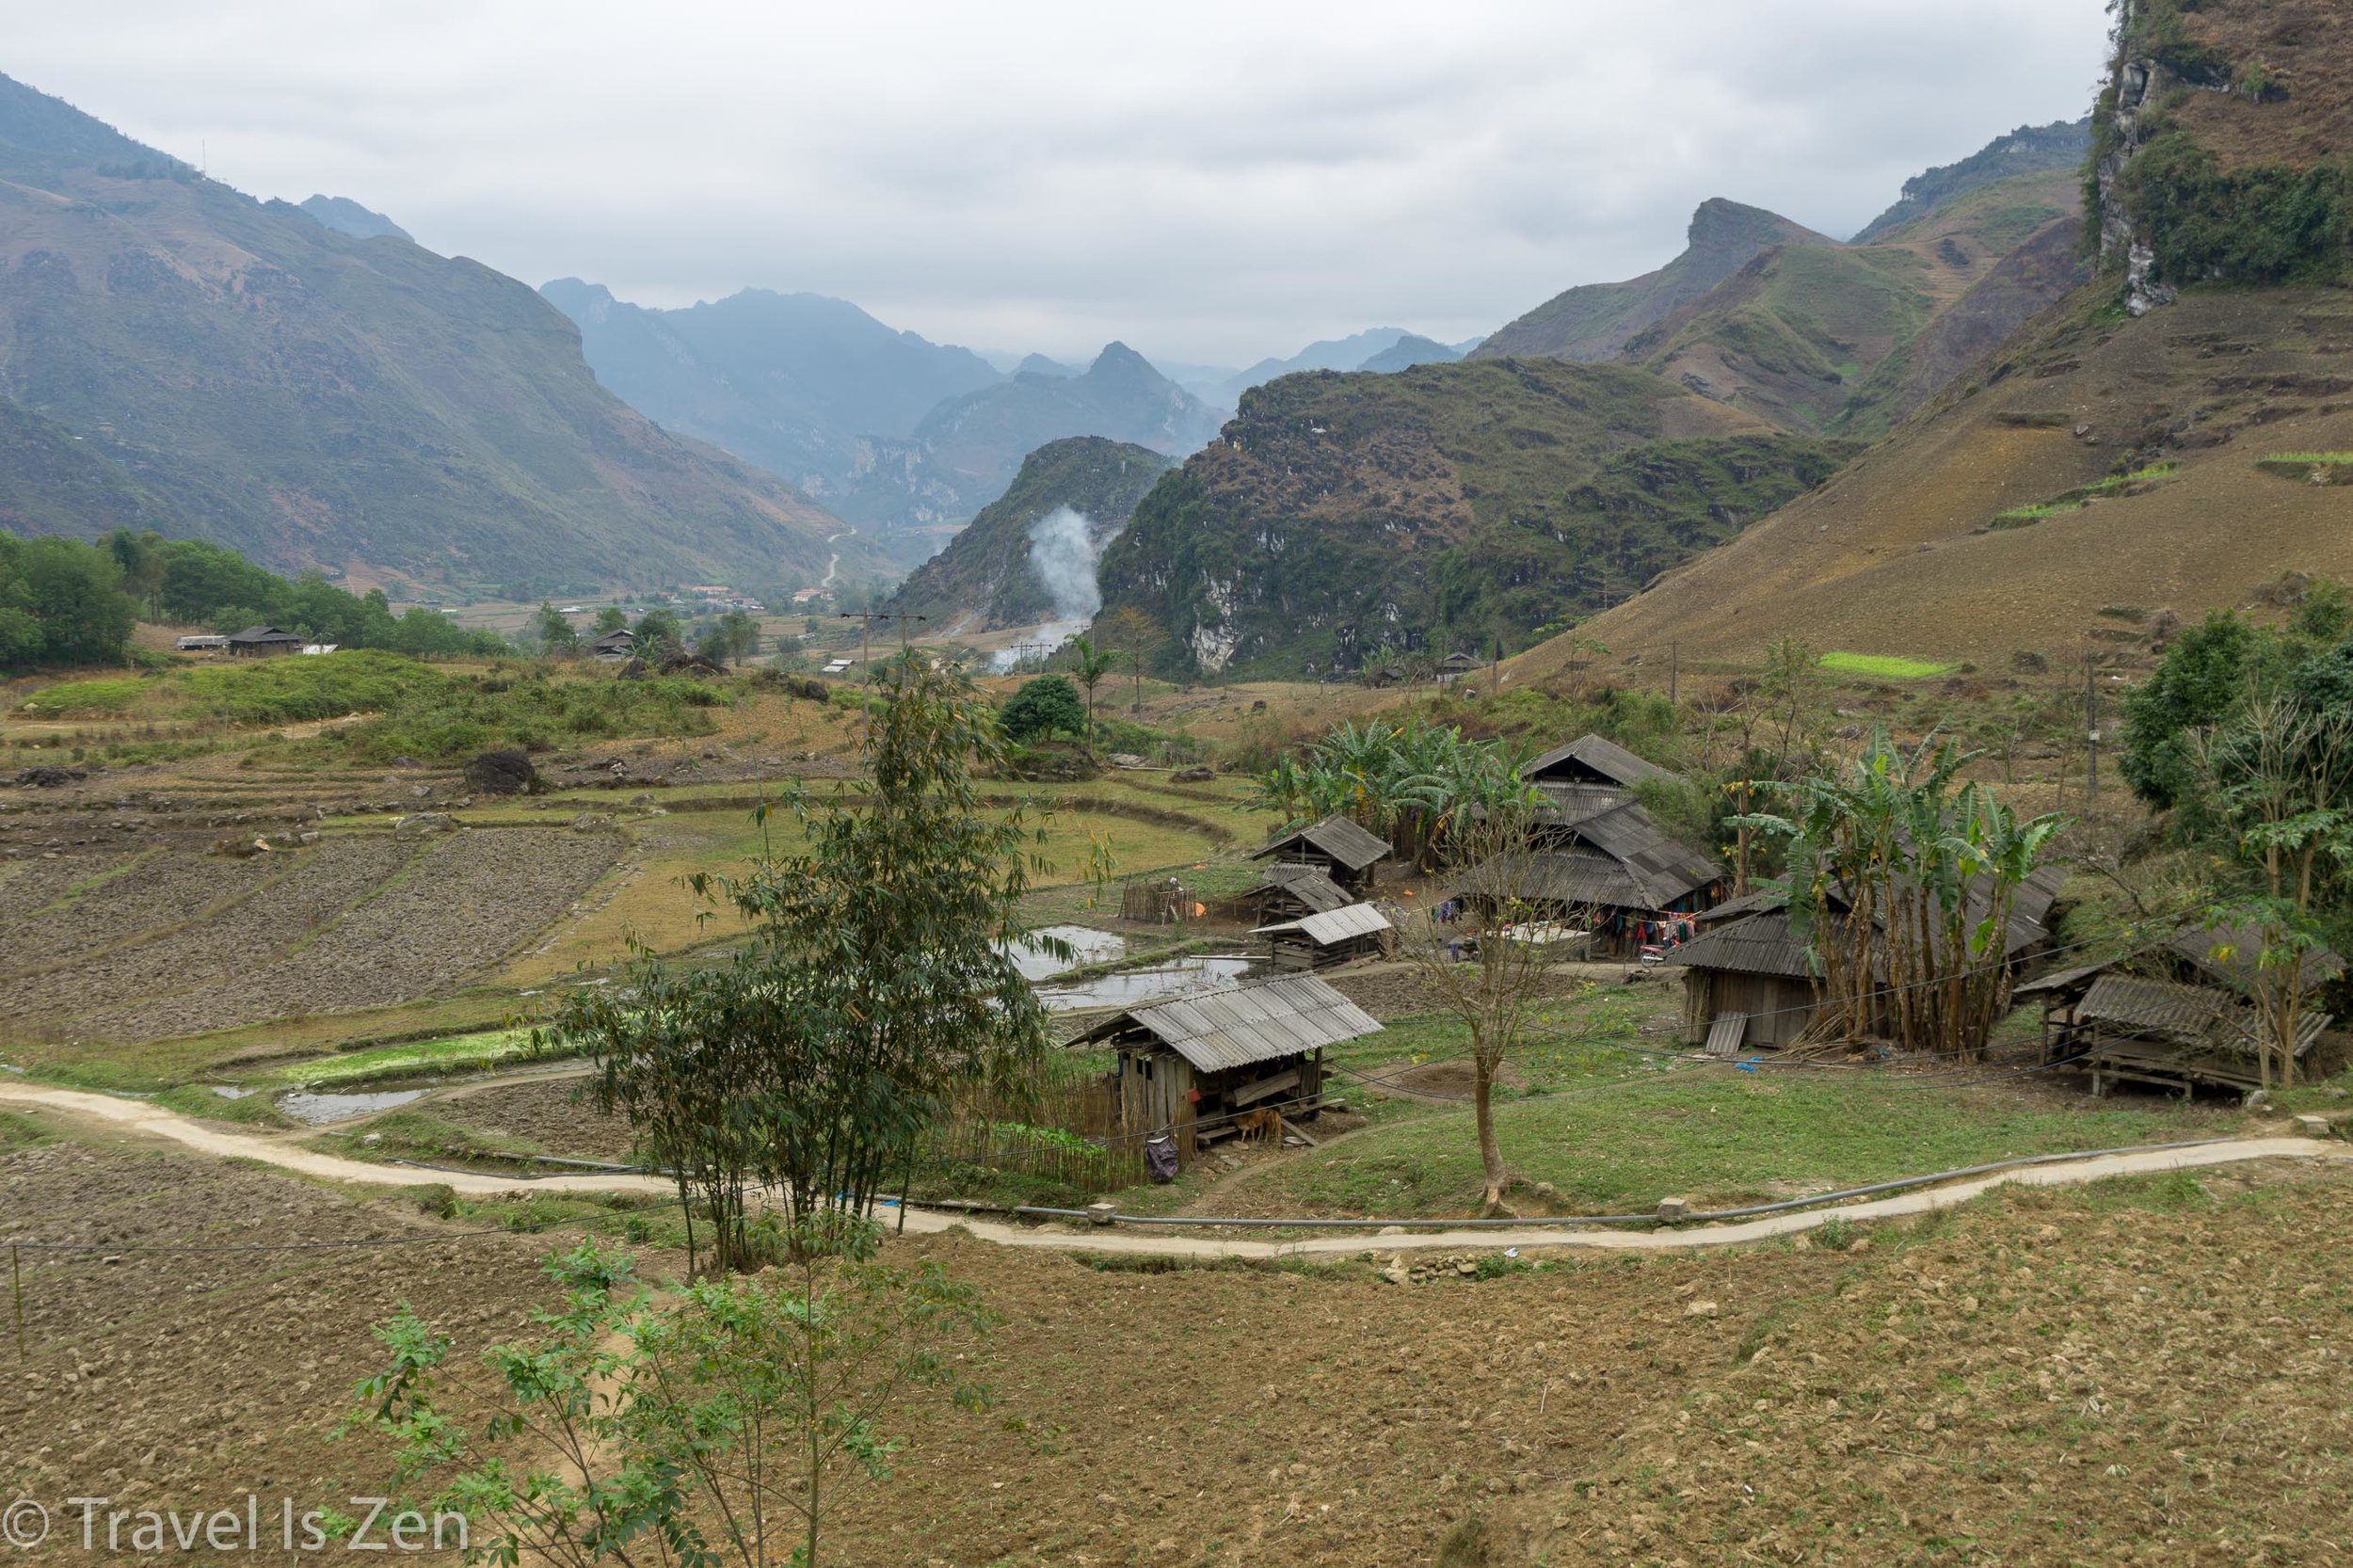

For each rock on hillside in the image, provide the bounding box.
[881,437,1172,632]
[0,72,840,589]
[1470,200,1835,363]
[539,280,1004,527]
[1095,359,1848,679]
[841,344,1222,529]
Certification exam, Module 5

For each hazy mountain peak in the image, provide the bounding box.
[1016,352,1075,378]
[297,194,412,242]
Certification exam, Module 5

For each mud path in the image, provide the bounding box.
[5,1080,2345,1258]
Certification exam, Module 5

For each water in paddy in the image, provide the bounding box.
[1037,956,1252,1012]
[1002,925,1128,980]
[276,1088,424,1126]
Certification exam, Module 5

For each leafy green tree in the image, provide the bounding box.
[702,607,760,665]
[535,601,582,655]
[0,535,136,667]
[1064,635,1117,756]
[2121,611,2288,809]
[2188,694,2353,1088]
[594,605,630,636]
[633,607,685,659]
[552,652,1053,1259]
[999,674,1087,742]
[354,1230,997,1568]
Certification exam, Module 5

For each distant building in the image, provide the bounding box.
[1247,814,1392,898]
[1253,902,1394,971]
[173,634,230,653]
[589,628,638,661]
[227,626,303,657]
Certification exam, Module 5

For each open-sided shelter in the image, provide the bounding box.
[1249,813,1391,897]
[1254,902,1394,971]
[2014,923,2345,1095]
[1075,975,1382,1165]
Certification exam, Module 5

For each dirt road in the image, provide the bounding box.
[7,1080,2345,1257]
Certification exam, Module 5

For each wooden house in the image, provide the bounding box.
[1521,733,1677,828]
[1464,801,1723,956]
[1254,902,1393,970]
[228,625,303,657]
[1664,866,2067,1053]
[1249,813,1391,897]
[1075,974,1383,1165]
[1251,860,1354,924]
[1436,651,1489,687]
[2014,924,2345,1095]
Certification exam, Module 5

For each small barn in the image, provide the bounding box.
[590,629,638,661]
[1077,975,1382,1164]
[1436,650,1490,687]
[228,625,303,657]
[2015,925,2345,1095]
[1249,813,1391,897]
[1252,860,1353,924]
[1254,902,1394,970]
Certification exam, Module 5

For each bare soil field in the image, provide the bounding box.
[9,1121,2343,1567]
[0,826,622,1047]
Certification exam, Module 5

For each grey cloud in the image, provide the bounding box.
[5,0,2112,363]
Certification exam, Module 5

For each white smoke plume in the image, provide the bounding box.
[1026,505,1103,625]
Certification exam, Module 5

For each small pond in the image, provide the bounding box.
[1038,956,1253,1012]
[1001,925,1128,980]
[276,1088,424,1126]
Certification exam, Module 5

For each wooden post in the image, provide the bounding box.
[2086,657,2099,802]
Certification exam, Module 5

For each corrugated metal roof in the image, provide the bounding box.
[2012,959,2114,1000]
[2076,973,2331,1057]
[1256,863,1353,914]
[1470,849,1650,911]
[1568,803,1721,906]
[1522,733,1674,788]
[1533,780,1636,826]
[1250,813,1392,872]
[1078,974,1385,1072]
[1659,909,1821,979]
[1255,903,1393,945]
[2167,924,2346,994]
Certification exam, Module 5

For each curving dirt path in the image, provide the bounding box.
[3,1080,2345,1258]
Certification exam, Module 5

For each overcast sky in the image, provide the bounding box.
[10,1,2113,368]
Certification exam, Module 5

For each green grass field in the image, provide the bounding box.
[1235,1068,2233,1218]
[1818,651,1961,680]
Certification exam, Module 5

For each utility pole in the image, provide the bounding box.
[1007,640,1051,673]
[839,611,926,693]
[2086,657,2100,802]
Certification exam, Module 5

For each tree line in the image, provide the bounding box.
[0,528,508,672]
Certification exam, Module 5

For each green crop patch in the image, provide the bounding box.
[1819,651,1960,679]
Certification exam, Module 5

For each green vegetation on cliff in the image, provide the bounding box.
[1096,359,1847,679]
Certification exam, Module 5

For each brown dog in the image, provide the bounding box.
[1234,1107,1286,1146]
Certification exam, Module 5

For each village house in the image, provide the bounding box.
[2015,923,2345,1096]
[1435,650,1490,687]
[1663,866,2068,1053]
[173,633,230,653]
[1253,901,1393,971]
[1075,974,1382,1166]
[589,628,638,662]
[227,625,304,657]
[1521,731,1675,826]
[1249,813,1391,898]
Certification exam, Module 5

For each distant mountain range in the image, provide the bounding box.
[1092,118,2099,677]
[0,72,840,591]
